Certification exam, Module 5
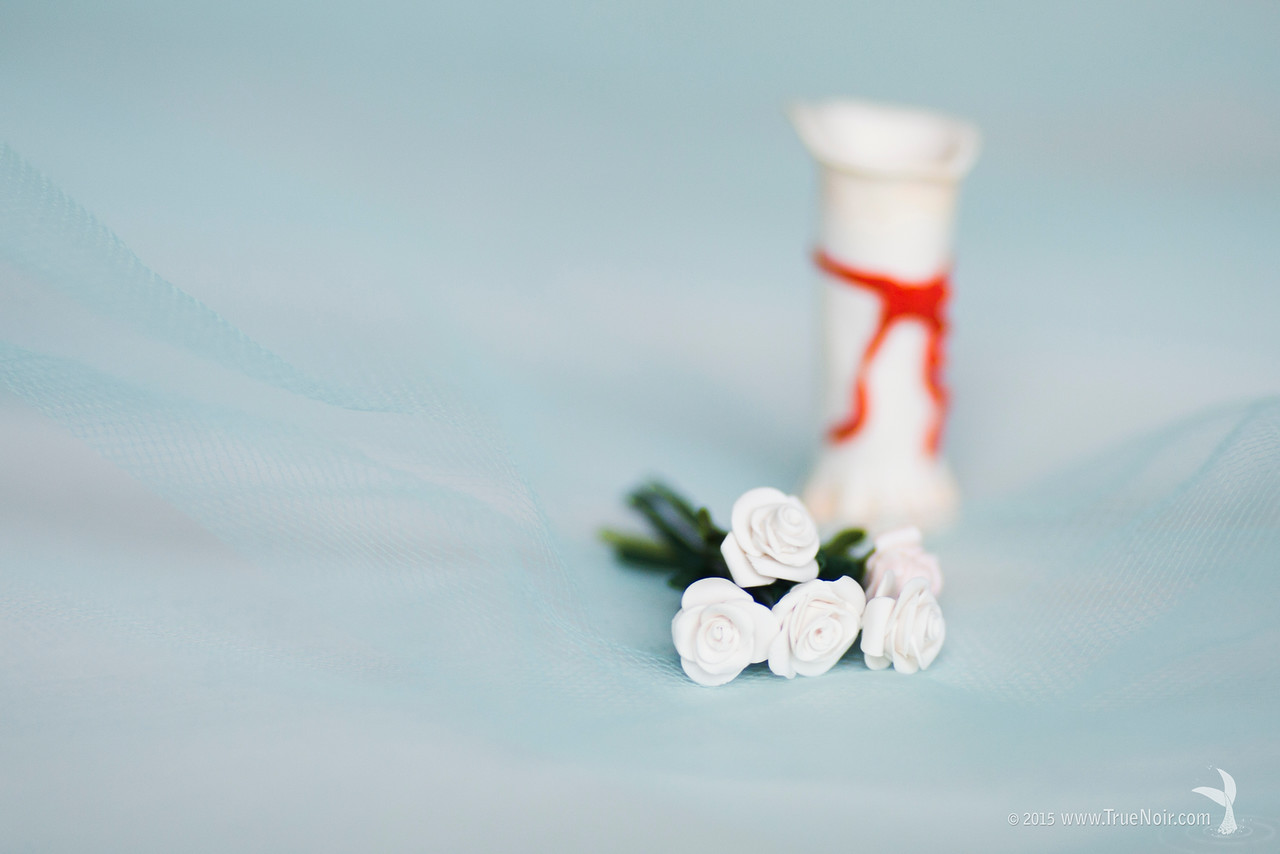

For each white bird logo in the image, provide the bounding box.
[1192,768,1238,836]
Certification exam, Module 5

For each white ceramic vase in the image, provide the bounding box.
[792,99,980,531]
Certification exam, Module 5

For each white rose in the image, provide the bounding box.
[860,578,945,674]
[767,577,866,679]
[719,487,821,588]
[862,526,943,599]
[671,577,779,686]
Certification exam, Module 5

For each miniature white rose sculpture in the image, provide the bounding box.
[768,577,867,678]
[862,526,943,598]
[672,577,780,686]
[860,578,945,674]
[719,487,821,588]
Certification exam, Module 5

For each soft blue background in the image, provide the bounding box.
[1,2,1278,851]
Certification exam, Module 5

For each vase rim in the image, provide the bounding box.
[790,98,980,182]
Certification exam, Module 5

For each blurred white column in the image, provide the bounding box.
[792,99,979,531]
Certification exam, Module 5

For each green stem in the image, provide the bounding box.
[603,483,874,601]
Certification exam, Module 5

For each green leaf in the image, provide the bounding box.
[628,489,705,560]
[822,527,867,557]
[746,578,797,609]
[668,565,729,590]
[599,529,686,569]
[649,482,702,524]
[816,527,869,584]
[694,507,727,546]
[607,480,742,592]
[817,557,860,583]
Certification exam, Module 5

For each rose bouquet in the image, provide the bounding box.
[602,483,946,686]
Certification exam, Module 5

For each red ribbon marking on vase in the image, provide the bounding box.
[814,249,950,455]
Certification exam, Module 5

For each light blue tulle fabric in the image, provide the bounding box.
[3,139,1278,851]
[3,3,1279,851]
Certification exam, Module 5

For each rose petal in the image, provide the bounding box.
[763,555,819,583]
[720,601,766,650]
[717,639,753,676]
[864,653,892,671]
[681,576,752,608]
[787,535,821,567]
[770,502,820,566]
[792,649,843,678]
[874,526,923,551]
[766,579,864,679]
[680,656,742,687]
[891,591,919,672]
[721,535,773,587]
[762,513,791,557]
[694,609,742,666]
[829,575,867,616]
[673,576,782,686]
[865,527,943,600]
[731,487,787,555]
[748,602,780,663]
[918,618,944,670]
[744,552,778,581]
[867,567,895,598]
[767,630,796,679]
[918,599,945,670]
[671,608,702,658]
[860,597,894,658]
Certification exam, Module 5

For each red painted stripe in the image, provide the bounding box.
[814,249,950,454]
